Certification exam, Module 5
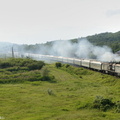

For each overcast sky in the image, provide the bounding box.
[0,0,120,44]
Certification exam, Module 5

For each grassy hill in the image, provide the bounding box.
[0,58,120,120]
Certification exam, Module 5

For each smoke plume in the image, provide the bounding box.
[35,39,120,62]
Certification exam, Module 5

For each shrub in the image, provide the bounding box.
[41,75,55,83]
[66,64,70,68]
[27,61,45,70]
[93,96,115,111]
[55,62,62,68]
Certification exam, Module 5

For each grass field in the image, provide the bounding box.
[0,60,120,120]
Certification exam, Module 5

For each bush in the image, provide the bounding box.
[55,62,62,68]
[93,96,115,111]
[27,61,45,70]
[66,64,70,68]
[41,75,55,83]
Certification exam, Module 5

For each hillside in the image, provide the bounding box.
[71,31,120,53]
[0,58,120,120]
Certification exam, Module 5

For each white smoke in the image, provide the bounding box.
[37,39,120,62]
[75,39,94,59]
[50,40,77,57]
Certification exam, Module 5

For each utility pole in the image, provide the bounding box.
[12,47,14,58]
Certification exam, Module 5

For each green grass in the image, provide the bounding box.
[0,62,120,120]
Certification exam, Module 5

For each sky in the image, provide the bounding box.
[0,0,120,45]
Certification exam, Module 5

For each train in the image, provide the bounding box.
[14,53,120,76]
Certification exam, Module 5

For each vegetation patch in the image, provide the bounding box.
[55,62,62,68]
[0,58,55,83]
[0,61,120,120]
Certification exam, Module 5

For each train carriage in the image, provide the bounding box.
[90,60,102,70]
[52,56,59,61]
[81,59,90,68]
[39,54,47,60]
[47,55,54,60]
[67,58,74,64]
[41,55,51,60]
[74,59,82,66]
[62,57,68,63]
[101,62,110,73]
[57,56,63,62]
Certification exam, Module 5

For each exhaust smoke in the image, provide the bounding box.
[34,39,120,62]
